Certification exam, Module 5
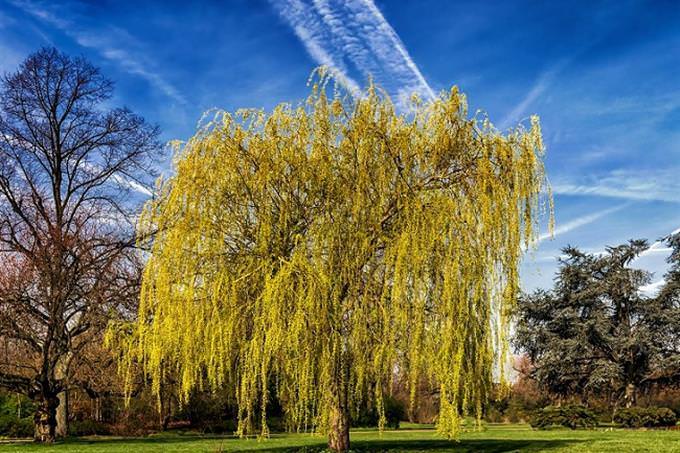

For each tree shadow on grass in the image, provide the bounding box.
[63,433,236,446]
[238,438,585,452]
[2,434,584,452]
[2,434,236,448]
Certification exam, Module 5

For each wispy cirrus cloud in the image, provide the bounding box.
[0,12,23,73]
[553,169,680,204]
[499,72,552,129]
[11,0,186,105]
[5,1,168,198]
[269,0,434,105]
[538,203,629,243]
[499,60,568,129]
[0,43,22,73]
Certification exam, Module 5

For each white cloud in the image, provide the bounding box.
[639,227,679,258]
[634,226,679,294]
[637,228,680,259]
[78,162,153,197]
[111,174,153,197]
[292,20,362,95]
[270,0,434,104]
[639,279,665,297]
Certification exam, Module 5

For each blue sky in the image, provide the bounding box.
[1,0,679,292]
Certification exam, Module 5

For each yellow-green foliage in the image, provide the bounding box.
[108,73,550,439]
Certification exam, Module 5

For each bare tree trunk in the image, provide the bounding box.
[94,397,101,422]
[91,396,103,422]
[34,394,59,443]
[56,390,68,438]
[55,353,71,438]
[624,383,637,408]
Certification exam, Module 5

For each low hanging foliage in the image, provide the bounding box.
[107,70,551,441]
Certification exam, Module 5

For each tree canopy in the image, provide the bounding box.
[110,73,550,451]
[653,232,680,385]
[514,238,680,408]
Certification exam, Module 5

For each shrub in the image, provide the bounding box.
[485,399,507,423]
[530,405,598,430]
[614,407,677,428]
[484,361,550,424]
[69,419,112,436]
[0,393,35,438]
[352,396,405,429]
[0,415,33,438]
[384,396,406,429]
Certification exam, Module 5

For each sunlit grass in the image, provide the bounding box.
[1,423,679,452]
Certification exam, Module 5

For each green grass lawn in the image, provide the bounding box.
[0,424,678,452]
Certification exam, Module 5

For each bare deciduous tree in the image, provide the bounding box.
[0,47,159,442]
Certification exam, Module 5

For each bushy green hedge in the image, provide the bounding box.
[614,407,677,428]
[0,393,35,438]
[530,405,598,430]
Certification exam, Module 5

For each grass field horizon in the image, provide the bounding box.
[1,423,678,452]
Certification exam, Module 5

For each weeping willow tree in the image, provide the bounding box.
[108,73,550,452]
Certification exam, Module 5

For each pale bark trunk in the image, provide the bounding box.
[54,354,71,437]
[624,383,637,408]
[56,390,68,438]
[92,397,102,422]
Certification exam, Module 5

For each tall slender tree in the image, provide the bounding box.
[0,48,159,442]
[110,73,550,451]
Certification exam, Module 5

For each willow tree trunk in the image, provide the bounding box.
[34,394,59,443]
[328,346,350,452]
[328,394,350,452]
